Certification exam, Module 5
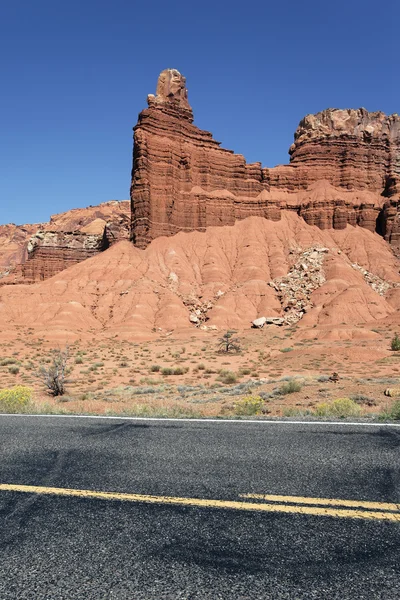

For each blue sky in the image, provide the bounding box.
[0,0,397,225]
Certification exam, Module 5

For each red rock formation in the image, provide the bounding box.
[0,223,44,279]
[1,201,130,284]
[130,70,400,248]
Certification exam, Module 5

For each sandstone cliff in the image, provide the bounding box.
[1,201,130,284]
[131,69,400,249]
[0,223,44,279]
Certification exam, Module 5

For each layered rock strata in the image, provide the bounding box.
[1,201,130,284]
[131,69,400,248]
[0,223,44,280]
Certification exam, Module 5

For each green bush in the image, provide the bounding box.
[8,366,20,375]
[315,397,361,418]
[388,400,400,420]
[150,364,161,372]
[0,386,32,413]
[279,347,293,353]
[234,395,264,416]
[277,379,302,395]
[75,356,83,364]
[391,333,400,351]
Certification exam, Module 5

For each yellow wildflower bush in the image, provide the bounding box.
[0,386,33,413]
[234,395,264,416]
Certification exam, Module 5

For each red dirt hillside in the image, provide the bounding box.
[0,213,398,341]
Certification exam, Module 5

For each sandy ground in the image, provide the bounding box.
[1,323,399,419]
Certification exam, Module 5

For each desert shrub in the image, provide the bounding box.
[161,367,173,376]
[161,366,188,376]
[172,367,186,375]
[150,364,161,372]
[277,379,302,395]
[234,395,264,416]
[391,334,400,351]
[282,407,312,417]
[315,397,361,418]
[217,370,237,384]
[350,394,377,406]
[197,363,206,370]
[382,400,400,421]
[280,347,293,353]
[0,358,18,366]
[238,368,251,376]
[8,366,20,375]
[75,356,83,364]
[36,347,69,396]
[0,386,32,413]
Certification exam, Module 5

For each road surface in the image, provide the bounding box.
[0,415,399,599]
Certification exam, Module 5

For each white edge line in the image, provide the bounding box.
[0,414,399,427]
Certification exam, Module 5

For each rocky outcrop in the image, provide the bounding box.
[130,69,400,248]
[130,69,280,248]
[288,109,400,193]
[0,223,43,280]
[21,230,108,282]
[0,201,130,284]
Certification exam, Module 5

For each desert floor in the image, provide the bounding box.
[1,324,400,419]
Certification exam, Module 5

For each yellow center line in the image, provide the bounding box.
[0,484,399,522]
[240,493,400,512]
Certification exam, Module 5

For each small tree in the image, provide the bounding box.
[218,330,241,353]
[37,347,69,396]
[391,334,400,352]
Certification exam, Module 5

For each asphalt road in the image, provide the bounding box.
[0,415,399,599]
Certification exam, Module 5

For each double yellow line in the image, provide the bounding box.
[0,484,399,522]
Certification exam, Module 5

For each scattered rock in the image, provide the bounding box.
[252,317,267,328]
[351,263,393,296]
[384,388,400,397]
[270,246,327,325]
[266,317,285,326]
